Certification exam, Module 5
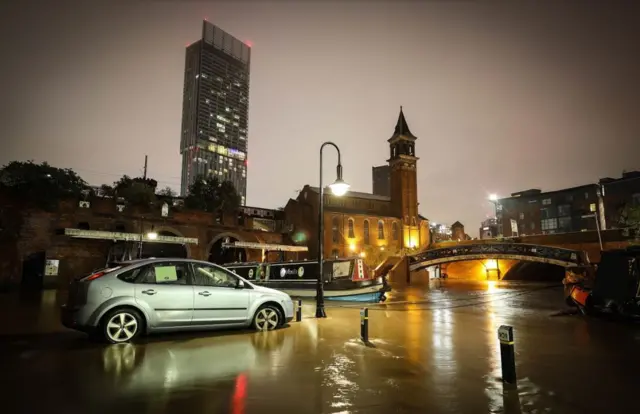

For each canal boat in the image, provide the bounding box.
[225,257,390,303]
[565,246,640,317]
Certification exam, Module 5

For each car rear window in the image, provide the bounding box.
[116,267,144,283]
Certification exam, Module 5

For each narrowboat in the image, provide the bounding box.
[565,246,640,317]
[225,257,390,303]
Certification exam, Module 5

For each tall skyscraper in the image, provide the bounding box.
[180,21,251,203]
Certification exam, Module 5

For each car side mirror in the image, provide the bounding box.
[236,280,245,289]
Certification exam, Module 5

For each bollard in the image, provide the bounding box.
[360,307,369,343]
[498,325,517,386]
[296,300,302,322]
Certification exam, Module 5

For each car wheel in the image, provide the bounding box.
[101,308,143,344]
[253,305,281,331]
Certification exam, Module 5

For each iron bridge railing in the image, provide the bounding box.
[408,243,589,268]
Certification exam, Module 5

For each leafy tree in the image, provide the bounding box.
[111,175,157,206]
[0,160,88,210]
[620,204,640,241]
[362,245,400,270]
[185,175,240,213]
[156,186,177,197]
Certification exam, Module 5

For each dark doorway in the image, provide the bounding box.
[143,231,188,259]
[21,251,46,291]
[208,236,247,265]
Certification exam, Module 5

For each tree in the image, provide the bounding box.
[156,186,177,198]
[362,245,401,270]
[185,175,240,213]
[0,160,88,210]
[112,175,157,206]
[621,204,640,241]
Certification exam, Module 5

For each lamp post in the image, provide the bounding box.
[317,141,350,318]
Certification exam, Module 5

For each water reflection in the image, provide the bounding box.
[99,330,293,394]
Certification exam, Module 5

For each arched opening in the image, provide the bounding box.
[208,235,248,265]
[143,230,188,259]
[502,262,566,282]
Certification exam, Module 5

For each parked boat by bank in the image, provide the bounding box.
[225,257,390,303]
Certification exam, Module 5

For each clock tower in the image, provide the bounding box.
[388,106,420,248]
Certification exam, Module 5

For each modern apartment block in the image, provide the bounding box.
[180,20,251,203]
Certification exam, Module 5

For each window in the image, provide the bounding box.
[540,208,551,219]
[632,193,640,207]
[541,218,558,231]
[542,198,552,205]
[192,263,239,288]
[589,203,596,212]
[363,220,370,245]
[348,218,355,238]
[530,222,535,230]
[331,249,339,259]
[558,217,572,230]
[566,194,574,202]
[332,217,340,243]
[519,213,524,220]
[584,192,589,199]
[117,267,145,284]
[558,204,571,217]
[137,262,190,285]
[378,220,385,239]
[392,222,399,241]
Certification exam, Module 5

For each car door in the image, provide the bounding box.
[190,262,251,326]
[133,261,194,328]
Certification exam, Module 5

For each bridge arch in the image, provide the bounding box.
[207,232,249,265]
[409,243,588,273]
[143,228,190,258]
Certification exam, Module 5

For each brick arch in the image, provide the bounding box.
[206,231,246,256]
[151,226,192,258]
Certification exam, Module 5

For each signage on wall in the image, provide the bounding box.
[44,260,59,276]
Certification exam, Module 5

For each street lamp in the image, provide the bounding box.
[317,141,350,318]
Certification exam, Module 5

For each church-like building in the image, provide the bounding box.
[284,108,430,259]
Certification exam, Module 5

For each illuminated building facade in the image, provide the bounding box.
[180,21,251,202]
[284,108,430,259]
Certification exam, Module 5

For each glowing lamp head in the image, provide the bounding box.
[329,179,349,196]
[349,242,356,252]
[147,231,158,240]
[489,194,498,201]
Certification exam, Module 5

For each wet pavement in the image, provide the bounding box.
[1,280,640,413]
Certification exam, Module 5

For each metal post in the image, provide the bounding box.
[360,307,369,343]
[594,213,603,251]
[498,325,517,386]
[316,141,343,318]
[296,300,302,322]
[138,217,144,259]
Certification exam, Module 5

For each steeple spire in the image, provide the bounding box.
[393,106,417,139]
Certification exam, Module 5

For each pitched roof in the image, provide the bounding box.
[392,106,417,139]
[307,186,391,202]
[451,221,464,228]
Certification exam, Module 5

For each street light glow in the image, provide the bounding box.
[329,179,350,196]
[489,194,498,201]
[147,231,158,240]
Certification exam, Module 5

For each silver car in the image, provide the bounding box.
[61,258,295,344]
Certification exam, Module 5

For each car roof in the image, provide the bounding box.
[111,257,222,268]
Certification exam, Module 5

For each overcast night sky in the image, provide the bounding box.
[1,1,639,236]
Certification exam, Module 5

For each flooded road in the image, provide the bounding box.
[1,280,640,413]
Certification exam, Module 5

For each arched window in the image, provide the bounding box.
[332,217,340,243]
[392,222,399,241]
[377,220,385,240]
[348,218,355,239]
[411,217,417,226]
[363,220,370,245]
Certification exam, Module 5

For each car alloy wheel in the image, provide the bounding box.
[105,312,139,343]
[254,307,280,331]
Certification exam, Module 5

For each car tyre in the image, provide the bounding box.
[252,305,282,331]
[100,308,144,344]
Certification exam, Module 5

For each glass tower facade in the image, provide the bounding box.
[180,21,251,203]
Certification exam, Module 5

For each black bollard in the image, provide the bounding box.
[296,300,302,322]
[498,325,517,386]
[360,307,369,343]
